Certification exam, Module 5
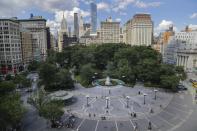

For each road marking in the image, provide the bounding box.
[95,120,99,131]
[118,99,126,108]
[157,115,175,127]
[77,119,85,130]
[162,110,176,117]
[129,119,135,128]
[142,112,161,131]
[168,106,189,114]
[115,121,119,131]
[170,101,188,108]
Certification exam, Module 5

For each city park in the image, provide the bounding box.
[0,43,193,131]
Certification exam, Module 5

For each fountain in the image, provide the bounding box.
[105,76,112,86]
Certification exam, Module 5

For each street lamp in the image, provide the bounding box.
[106,97,110,109]
[154,89,158,100]
[86,95,89,107]
[143,93,147,105]
[122,75,126,79]
[92,76,95,84]
[126,96,130,108]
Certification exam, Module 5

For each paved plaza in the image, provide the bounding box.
[60,83,194,131]
[21,75,197,131]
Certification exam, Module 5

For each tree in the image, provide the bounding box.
[0,81,16,95]
[79,64,97,86]
[28,61,40,71]
[175,66,187,80]
[56,69,74,89]
[5,74,13,81]
[39,63,57,87]
[40,101,64,127]
[28,89,63,128]
[104,61,116,76]
[28,88,47,112]
[116,59,136,84]
[160,75,179,91]
[0,94,25,130]
[45,69,74,91]
[14,74,31,88]
[0,82,24,130]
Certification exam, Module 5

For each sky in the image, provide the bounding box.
[0,0,197,35]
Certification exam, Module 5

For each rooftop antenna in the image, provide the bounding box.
[63,11,64,19]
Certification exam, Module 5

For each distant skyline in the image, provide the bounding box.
[0,0,196,35]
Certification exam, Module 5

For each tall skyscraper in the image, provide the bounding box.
[100,17,120,43]
[58,12,68,52]
[74,13,79,38]
[79,16,84,38]
[90,2,97,34]
[68,26,72,37]
[125,14,153,46]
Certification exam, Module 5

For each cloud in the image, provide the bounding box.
[0,0,79,17]
[190,13,197,19]
[80,0,94,5]
[47,7,90,35]
[112,0,162,12]
[156,20,174,31]
[189,24,197,30]
[155,20,178,35]
[97,2,110,12]
[112,0,135,12]
[135,1,162,8]
[115,18,122,22]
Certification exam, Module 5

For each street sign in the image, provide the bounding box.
[193,82,197,88]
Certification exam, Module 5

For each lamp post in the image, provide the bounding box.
[126,96,130,108]
[106,97,110,109]
[122,75,126,79]
[143,93,147,105]
[154,89,158,100]
[86,95,89,107]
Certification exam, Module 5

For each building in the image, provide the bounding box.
[74,13,79,38]
[58,13,68,52]
[90,2,97,34]
[163,36,179,64]
[0,18,22,74]
[164,28,197,72]
[62,34,78,47]
[175,30,197,71]
[79,16,84,38]
[68,26,72,37]
[46,27,51,50]
[20,30,33,65]
[125,14,153,46]
[100,17,120,43]
[50,34,57,51]
[19,14,47,61]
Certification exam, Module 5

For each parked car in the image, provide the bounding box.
[177,85,187,91]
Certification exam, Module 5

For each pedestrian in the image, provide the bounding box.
[150,108,154,113]
[148,121,152,130]
[94,114,96,117]
[133,112,137,118]
[138,91,141,95]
